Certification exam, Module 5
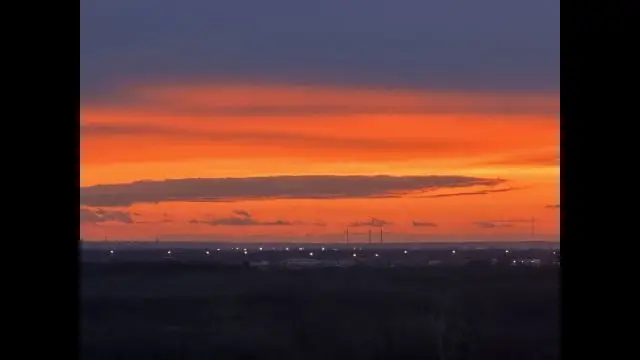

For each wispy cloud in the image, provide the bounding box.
[232,209,252,217]
[188,210,314,227]
[473,221,514,229]
[473,219,532,229]
[80,208,135,224]
[412,220,438,227]
[80,123,481,156]
[191,217,297,226]
[545,204,560,209]
[348,218,392,227]
[480,153,559,166]
[418,187,517,198]
[80,175,506,207]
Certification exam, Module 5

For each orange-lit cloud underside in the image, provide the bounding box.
[80,83,559,242]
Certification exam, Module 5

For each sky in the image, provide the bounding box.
[80,0,559,243]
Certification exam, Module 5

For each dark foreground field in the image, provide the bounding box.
[81,264,559,360]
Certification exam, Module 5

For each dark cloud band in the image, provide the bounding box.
[80,175,507,207]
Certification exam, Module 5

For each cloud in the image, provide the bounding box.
[473,221,514,229]
[80,123,481,156]
[81,0,558,97]
[473,219,531,229]
[545,204,560,209]
[80,208,135,224]
[189,210,314,227]
[80,175,507,207]
[232,209,252,217]
[82,86,559,116]
[191,217,296,227]
[418,187,517,198]
[348,218,392,227]
[480,152,559,166]
[412,220,438,227]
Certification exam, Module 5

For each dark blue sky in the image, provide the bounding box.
[81,0,559,98]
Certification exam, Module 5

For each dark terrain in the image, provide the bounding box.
[81,260,559,360]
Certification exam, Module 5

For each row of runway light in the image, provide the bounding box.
[106,248,541,257]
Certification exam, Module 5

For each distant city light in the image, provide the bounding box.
[404,250,408,254]
[299,247,304,251]
[243,251,248,255]
[505,250,510,253]
[452,250,456,254]
[375,253,379,257]
[285,247,289,251]
[321,247,325,251]
[243,248,247,252]
[309,252,314,256]
[259,247,263,251]
[353,247,356,250]
[216,248,220,252]
[167,250,171,255]
[109,250,114,254]
[205,251,210,255]
[353,253,357,257]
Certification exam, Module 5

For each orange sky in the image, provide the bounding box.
[80,82,559,242]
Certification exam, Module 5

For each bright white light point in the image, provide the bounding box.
[167,250,171,255]
[375,253,379,257]
[244,251,248,255]
[505,250,510,253]
[353,253,357,257]
[205,251,210,255]
[404,250,408,254]
[109,250,114,254]
[216,249,220,251]
[512,260,516,263]
[285,247,289,251]
[321,247,325,251]
[259,247,263,251]
[309,252,313,256]
[452,250,456,254]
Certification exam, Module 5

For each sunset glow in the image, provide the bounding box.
[80,82,559,242]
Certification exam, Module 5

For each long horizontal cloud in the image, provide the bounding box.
[80,123,473,153]
[545,204,560,209]
[82,88,559,116]
[80,175,506,207]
